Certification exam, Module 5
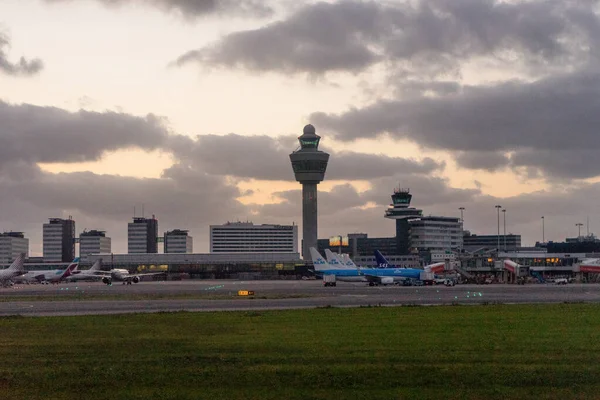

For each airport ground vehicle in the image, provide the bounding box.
[323,274,337,287]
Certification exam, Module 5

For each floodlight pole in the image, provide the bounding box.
[502,209,506,251]
[542,216,545,244]
[495,205,502,251]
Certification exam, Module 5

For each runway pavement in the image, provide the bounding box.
[1,280,599,316]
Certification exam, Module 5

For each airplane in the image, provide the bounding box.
[0,253,26,287]
[101,268,165,285]
[375,250,446,274]
[17,257,79,284]
[312,248,429,286]
[65,259,105,282]
[311,248,365,285]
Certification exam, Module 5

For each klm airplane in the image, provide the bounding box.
[311,248,425,286]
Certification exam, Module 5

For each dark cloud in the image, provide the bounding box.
[0,34,43,76]
[455,151,510,172]
[176,0,600,76]
[176,1,384,74]
[253,174,481,233]
[167,133,443,181]
[44,0,273,18]
[313,68,600,179]
[510,149,600,180]
[0,100,168,166]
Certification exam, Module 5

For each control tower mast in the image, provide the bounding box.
[289,124,330,259]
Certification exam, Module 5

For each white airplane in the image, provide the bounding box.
[65,259,105,282]
[0,253,26,287]
[18,257,79,284]
[101,268,165,285]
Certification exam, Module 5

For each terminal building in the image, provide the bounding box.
[84,252,303,279]
[541,234,600,253]
[164,230,193,253]
[43,217,76,262]
[410,216,463,252]
[463,232,521,250]
[128,216,158,254]
[0,232,29,263]
[210,222,298,253]
[79,230,111,257]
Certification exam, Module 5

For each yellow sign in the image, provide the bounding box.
[238,290,255,296]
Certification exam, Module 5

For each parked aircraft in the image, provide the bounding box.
[375,250,446,273]
[0,253,26,287]
[312,248,426,286]
[312,248,364,283]
[101,268,165,285]
[18,258,79,284]
[65,259,105,282]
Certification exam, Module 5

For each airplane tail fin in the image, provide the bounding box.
[6,253,25,273]
[340,253,359,269]
[309,248,331,271]
[324,249,347,269]
[89,258,102,271]
[374,250,391,268]
[61,257,80,279]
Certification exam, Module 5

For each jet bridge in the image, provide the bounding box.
[499,259,530,284]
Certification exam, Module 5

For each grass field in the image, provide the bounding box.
[2,304,600,400]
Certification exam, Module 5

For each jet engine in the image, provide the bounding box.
[132,276,140,283]
[380,277,394,285]
[102,277,112,285]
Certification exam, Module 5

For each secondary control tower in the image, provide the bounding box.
[289,124,330,259]
[384,187,422,254]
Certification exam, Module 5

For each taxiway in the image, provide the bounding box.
[1,280,599,316]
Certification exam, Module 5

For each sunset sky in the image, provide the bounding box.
[1,0,600,256]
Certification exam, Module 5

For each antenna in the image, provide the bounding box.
[142,203,145,218]
[134,205,136,218]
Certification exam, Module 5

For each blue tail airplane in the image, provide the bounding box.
[311,248,426,286]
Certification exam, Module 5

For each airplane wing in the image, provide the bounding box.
[128,272,166,279]
[361,273,396,285]
[22,273,47,282]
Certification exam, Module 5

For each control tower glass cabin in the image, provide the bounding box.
[289,124,330,259]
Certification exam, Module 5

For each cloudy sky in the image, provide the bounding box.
[1,0,599,256]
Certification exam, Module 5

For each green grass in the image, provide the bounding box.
[2,304,600,399]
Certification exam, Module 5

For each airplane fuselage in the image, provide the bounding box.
[317,267,422,281]
[19,269,69,283]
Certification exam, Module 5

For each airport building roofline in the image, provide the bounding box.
[84,252,302,265]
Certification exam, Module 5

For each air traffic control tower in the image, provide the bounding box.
[384,187,422,254]
[290,124,330,259]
